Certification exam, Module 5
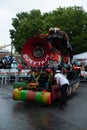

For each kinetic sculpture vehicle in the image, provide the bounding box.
[12,27,79,105]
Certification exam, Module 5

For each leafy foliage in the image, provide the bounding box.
[9,6,87,54]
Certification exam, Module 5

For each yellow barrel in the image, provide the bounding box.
[42,92,52,105]
[12,88,20,100]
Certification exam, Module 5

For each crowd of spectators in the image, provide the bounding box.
[0,55,16,69]
[0,55,29,70]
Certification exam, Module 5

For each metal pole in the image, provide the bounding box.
[11,43,13,56]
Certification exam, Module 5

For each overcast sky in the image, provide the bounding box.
[0,0,87,51]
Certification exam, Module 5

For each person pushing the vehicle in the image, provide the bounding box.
[54,70,70,109]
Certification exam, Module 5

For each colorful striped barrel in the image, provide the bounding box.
[35,91,52,104]
[12,89,52,105]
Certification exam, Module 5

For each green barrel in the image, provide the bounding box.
[20,90,27,100]
[13,82,28,89]
[35,92,42,103]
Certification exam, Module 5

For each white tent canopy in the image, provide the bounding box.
[73,52,87,60]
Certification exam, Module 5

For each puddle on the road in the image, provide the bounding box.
[12,102,63,130]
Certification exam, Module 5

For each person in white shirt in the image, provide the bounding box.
[54,70,70,108]
[11,61,17,69]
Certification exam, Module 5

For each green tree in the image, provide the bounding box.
[10,9,43,53]
[9,6,87,54]
[43,6,87,54]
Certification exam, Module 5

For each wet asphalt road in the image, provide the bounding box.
[0,82,87,130]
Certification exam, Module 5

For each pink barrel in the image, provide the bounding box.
[26,90,36,101]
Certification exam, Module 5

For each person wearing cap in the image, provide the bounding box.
[54,70,70,108]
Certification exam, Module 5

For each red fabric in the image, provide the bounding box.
[51,53,59,61]
[51,85,61,100]
[17,63,23,71]
[63,56,69,63]
[73,66,79,70]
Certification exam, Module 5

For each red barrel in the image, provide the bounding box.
[26,90,36,101]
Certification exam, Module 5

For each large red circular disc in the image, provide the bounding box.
[22,37,51,67]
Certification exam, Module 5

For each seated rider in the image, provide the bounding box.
[45,68,53,89]
[27,71,39,89]
[37,68,53,90]
[37,72,47,89]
